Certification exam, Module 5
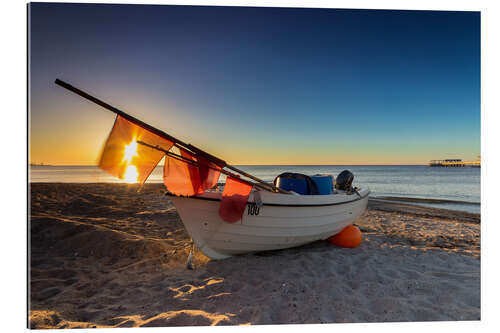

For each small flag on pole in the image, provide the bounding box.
[197,155,222,190]
[99,115,174,184]
[163,149,203,196]
[219,176,253,223]
[163,148,222,196]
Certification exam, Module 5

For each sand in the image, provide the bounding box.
[28,183,480,328]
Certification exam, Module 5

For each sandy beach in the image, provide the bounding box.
[28,183,480,328]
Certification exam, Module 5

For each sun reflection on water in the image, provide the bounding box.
[123,165,138,183]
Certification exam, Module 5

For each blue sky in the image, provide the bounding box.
[29,3,480,165]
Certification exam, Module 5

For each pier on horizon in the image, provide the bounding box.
[428,158,480,167]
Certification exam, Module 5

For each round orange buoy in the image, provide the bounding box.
[328,225,362,248]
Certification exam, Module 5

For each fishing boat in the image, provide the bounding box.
[54,79,370,260]
[170,188,369,259]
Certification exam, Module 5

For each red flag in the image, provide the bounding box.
[163,149,222,196]
[219,176,253,223]
[163,151,202,196]
[197,155,222,190]
[99,115,174,184]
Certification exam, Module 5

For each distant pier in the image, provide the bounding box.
[428,159,480,167]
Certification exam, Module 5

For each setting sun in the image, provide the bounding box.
[123,139,138,163]
[122,138,139,183]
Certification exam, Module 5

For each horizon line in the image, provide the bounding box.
[30,163,430,167]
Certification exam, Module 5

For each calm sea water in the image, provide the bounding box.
[29,165,480,213]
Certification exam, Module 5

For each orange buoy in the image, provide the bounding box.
[328,225,362,248]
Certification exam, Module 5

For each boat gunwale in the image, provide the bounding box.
[166,190,370,207]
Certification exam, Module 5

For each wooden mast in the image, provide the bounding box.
[54,79,289,194]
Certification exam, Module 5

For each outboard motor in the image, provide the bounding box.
[335,170,354,191]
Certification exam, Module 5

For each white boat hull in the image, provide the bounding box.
[170,188,370,259]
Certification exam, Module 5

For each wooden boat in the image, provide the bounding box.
[55,79,370,260]
[170,188,369,259]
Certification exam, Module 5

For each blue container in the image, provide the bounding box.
[275,176,309,195]
[311,174,334,195]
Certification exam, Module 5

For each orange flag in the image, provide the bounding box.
[219,176,253,223]
[163,149,221,196]
[163,149,203,196]
[163,149,222,196]
[99,115,174,184]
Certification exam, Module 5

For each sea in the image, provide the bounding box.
[29,165,480,214]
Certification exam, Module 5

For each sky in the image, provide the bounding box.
[29,3,480,165]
